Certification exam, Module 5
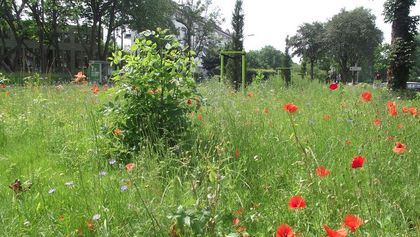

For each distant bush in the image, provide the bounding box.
[102,29,200,159]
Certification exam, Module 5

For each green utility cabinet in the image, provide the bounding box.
[88,61,110,84]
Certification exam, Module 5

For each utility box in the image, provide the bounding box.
[88,61,110,84]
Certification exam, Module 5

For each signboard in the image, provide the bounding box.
[350,66,362,71]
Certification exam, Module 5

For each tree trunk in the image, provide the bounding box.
[102,0,116,60]
[89,0,98,60]
[310,60,314,80]
[97,17,102,60]
[51,0,61,72]
[387,0,412,90]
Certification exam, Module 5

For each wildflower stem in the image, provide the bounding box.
[288,114,308,157]
[131,177,163,235]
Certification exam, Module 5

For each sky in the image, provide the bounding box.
[210,0,420,52]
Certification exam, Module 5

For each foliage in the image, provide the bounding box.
[1,77,420,235]
[384,0,419,89]
[104,29,199,158]
[374,44,391,78]
[246,45,283,70]
[202,43,224,77]
[289,22,326,80]
[253,70,265,84]
[325,7,383,83]
[1,79,420,235]
[283,36,292,87]
[175,0,223,53]
[226,0,244,91]
[167,205,212,236]
[411,34,420,81]
[0,72,8,84]
[0,0,176,72]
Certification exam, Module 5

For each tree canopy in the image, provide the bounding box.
[289,22,325,80]
[325,7,383,83]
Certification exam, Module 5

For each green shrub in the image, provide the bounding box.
[103,29,200,158]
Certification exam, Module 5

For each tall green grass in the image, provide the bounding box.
[0,78,419,236]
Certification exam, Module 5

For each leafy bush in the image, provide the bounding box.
[103,29,200,158]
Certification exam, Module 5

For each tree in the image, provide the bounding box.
[283,36,292,87]
[289,22,325,80]
[384,0,419,89]
[246,45,283,69]
[325,7,383,83]
[411,33,420,81]
[0,0,37,72]
[124,0,175,34]
[175,0,222,53]
[68,0,175,62]
[226,0,244,90]
[373,43,391,80]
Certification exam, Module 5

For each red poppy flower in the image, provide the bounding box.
[276,224,295,237]
[397,123,404,129]
[0,84,6,89]
[402,107,410,113]
[236,226,246,232]
[288,196,306,209]
[386,101,397,116]
[373,118,381,126]
[86,220,95,231]
[234,148,240,159]
[329,83,338,90]
[125,163,136,172]
[385,136,394,141]
[345,140,352,145]
[323,225,347,237]
[74,71,87,83]
[247,92,254,97]
[234,207,244,215]
[90,83,99,94]
[232,218,240,225]
[343,215,363,233]
[283,103,298,113]
[316,166,331,177]
[186,99,193,105]
[113,128,122,136]
[351,156,365,169]
[197,114,203,121]
[263,107,269,114]
[361,91,372,102]
[393,142,406,154]
[324,114,331,120]
[408,107,418,117]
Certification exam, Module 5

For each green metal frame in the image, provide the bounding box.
[220,50,246,92]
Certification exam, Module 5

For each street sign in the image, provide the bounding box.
[350,66,362,71]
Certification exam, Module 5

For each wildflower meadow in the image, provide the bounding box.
[0,76,419,236]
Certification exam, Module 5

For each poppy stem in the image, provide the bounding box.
[288,114,308,157]
[131,176,163,234]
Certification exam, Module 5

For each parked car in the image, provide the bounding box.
[407,82,420,91]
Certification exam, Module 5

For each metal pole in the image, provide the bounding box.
[220,53,224,83]
[241,51,246,93]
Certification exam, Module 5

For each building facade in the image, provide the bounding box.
[1,27,89,73]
